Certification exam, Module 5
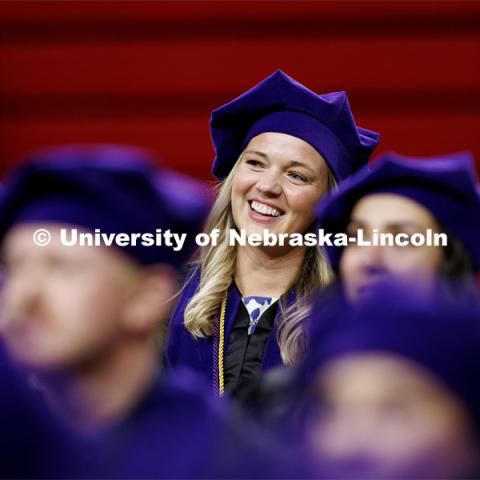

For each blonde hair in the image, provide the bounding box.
[184,154,336,364]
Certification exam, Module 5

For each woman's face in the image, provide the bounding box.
[340,193,444,304]
[231,132,329,241]
[307,354,477,478]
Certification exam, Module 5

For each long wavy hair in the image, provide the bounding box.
[184,153,336,365]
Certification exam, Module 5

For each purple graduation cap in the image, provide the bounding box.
[210,70,380,181]
[0,145,211,269]
[154,167,213,261]
[302,283,480,434]
[315,151,480,271]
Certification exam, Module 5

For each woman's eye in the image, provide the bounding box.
[245,159,265,168]
[288,171,308,183]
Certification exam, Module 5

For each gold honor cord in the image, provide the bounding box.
[217,292,228,396]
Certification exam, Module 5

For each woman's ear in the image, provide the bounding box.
[121,264,179,336]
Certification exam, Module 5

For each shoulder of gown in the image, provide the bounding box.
[164,267,214,374]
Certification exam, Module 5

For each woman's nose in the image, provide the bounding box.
[255,171,282,197]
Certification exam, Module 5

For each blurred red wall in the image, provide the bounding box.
[0,1,479,179]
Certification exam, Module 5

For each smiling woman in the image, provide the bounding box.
[165,70,380,401]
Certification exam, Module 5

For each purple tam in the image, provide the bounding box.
[154,168,213,261]
[210,70,380,181]
[303,283,480,434]
[154,168,213,233]
[0,145,211,268]
[315,151,480,271]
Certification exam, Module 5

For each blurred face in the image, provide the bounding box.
[231,132,329,240]
[0,223,142,372]
[307,354,476,478]
[340,194,444,304]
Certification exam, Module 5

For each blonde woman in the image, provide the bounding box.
[165,70,379,399]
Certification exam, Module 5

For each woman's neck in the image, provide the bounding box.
[235,245,305,298]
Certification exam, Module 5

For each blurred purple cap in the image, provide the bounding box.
[303,283,480,433]
[0,145,211,268]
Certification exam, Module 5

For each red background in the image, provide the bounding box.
[0,0,479,180]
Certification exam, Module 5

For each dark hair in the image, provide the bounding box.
[441,230,475,279]
[439,229,479,305]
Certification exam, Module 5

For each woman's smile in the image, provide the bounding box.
[247,199,285,224]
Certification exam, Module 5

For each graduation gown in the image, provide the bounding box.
[165,269,290,392]
[88,369,234,478]
[89,369,295,479]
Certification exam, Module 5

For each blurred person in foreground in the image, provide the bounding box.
[1,182,86,478]
[0,343,89,478]
[298,284,480,478]
[0,146,271,478]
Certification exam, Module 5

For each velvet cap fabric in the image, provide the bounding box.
[0,145,211,268]
[210,70,380,181]
[303,284,480,434]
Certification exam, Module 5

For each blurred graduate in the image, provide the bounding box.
[0,145,263,478]
[299,285,480,478]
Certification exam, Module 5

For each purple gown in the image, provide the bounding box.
[165,269,288,391]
